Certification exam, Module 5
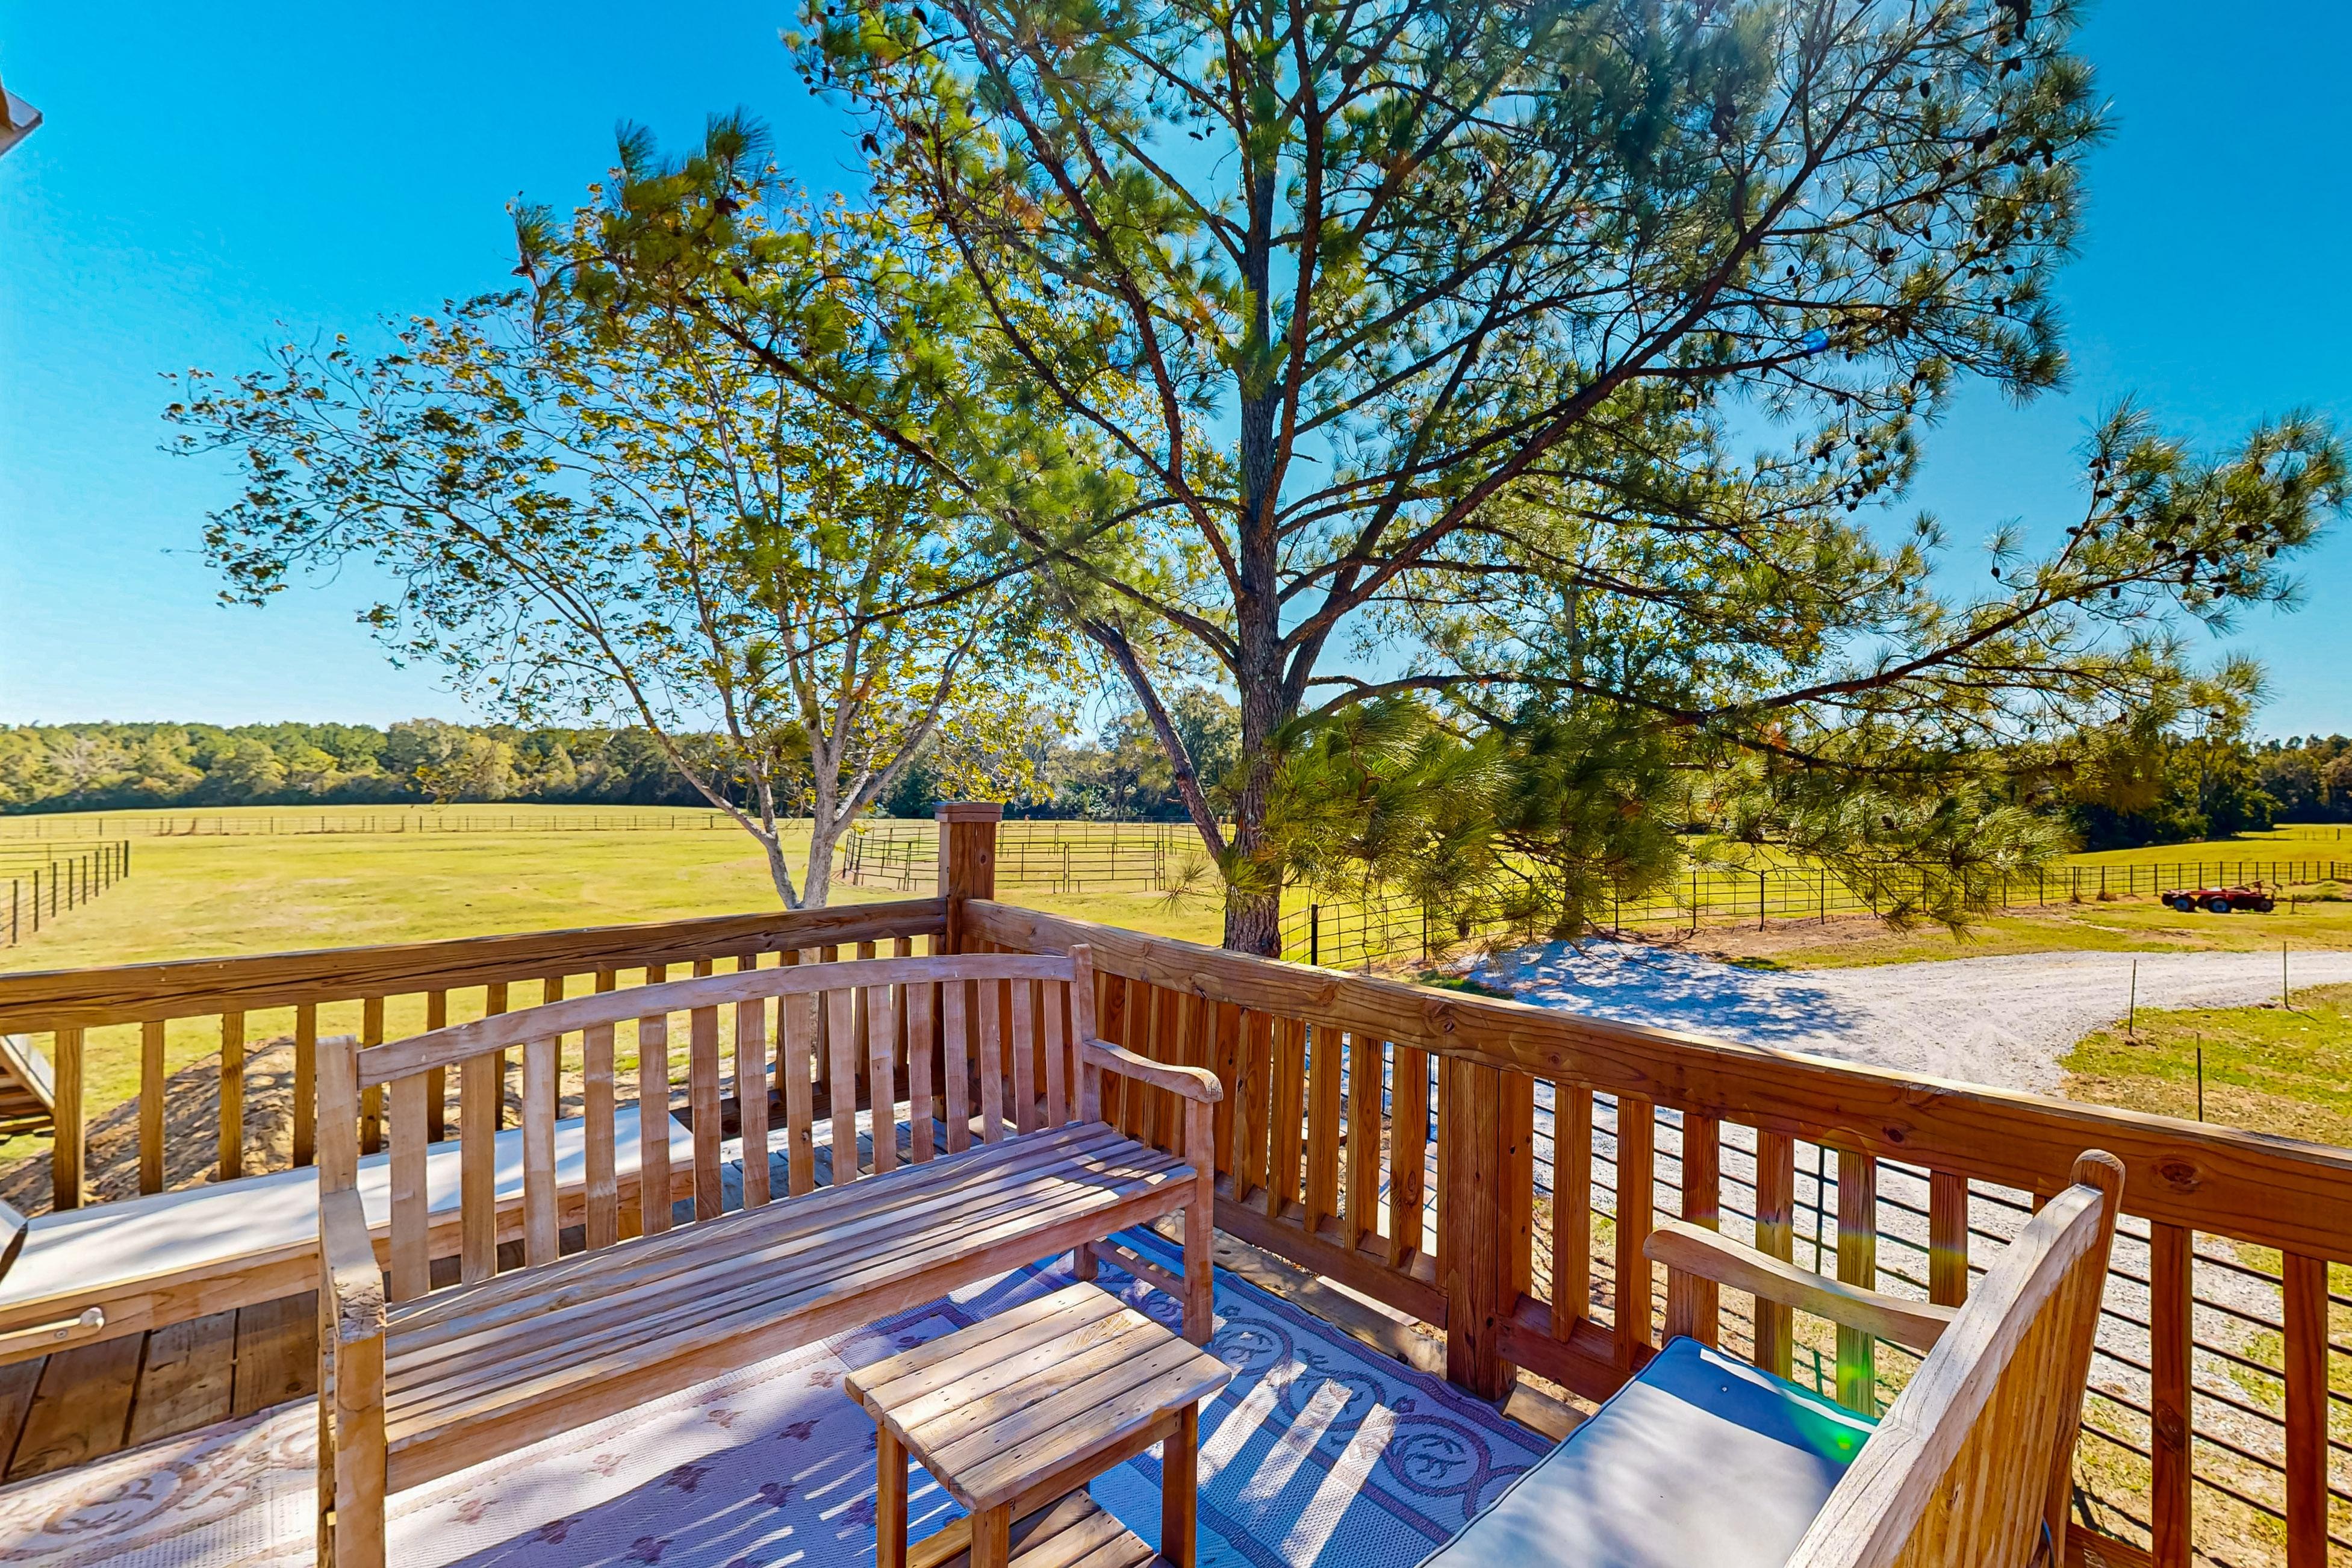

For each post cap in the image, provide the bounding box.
[935,801,1004,824]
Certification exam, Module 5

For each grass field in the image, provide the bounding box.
[0,807,1231,1165]
[2062,982,2352,1143]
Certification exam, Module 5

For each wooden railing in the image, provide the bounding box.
[0,900,948,1213]
[971,898,2352,1568]
[5,801,2349,1566]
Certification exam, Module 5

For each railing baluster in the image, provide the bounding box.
[782,992,819,1193]
[219,1010,247,1180]
[1614,1095,1655,1364]
[1678,1112,1721,1347]
[737,998,771,1204]
[1209,1001,1240,1177]
[387,1074,430,1301]
[1835,1146,1879,1413]
[139,1018,166,1194]
[975,974,1005,1145]
[359,998,384,1158]
[1929,1169,1970,1307]
[1503,1069,1534,1318]
[683,1003,720,1218]
[869,983,901,1173]
[460,1049,499,1280]
[1389,1044,1428,1265]
[636,975,671,1236]
[423,990,449,1143]
[1306,1024,1343,1239]
[1343,1034,1381,1256]
[1553,1083,1592,1339]
[52,1026,84,1210]
[2149,1222,2193,1568]
[1754,1130,1796,1377]
[1268,1017,1305,1220]
[940,978,971,1156]
[1041,979,1068,1130]
[2283,1249,2329,1568]
[583,1019,618,1247]
[484,980,509,1129]
[1007,978,1036,1139]
[830,987,864,1171]
[521,1034,559,1266]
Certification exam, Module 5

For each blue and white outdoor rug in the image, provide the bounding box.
[0,1231,1551,1568]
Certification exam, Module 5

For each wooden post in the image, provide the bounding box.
[1676,1113,1721,1346]
[1439,1055,1516,1400]
[1753,1130,1796,1376]
[138,1019,166,1195]
[1614,1095,1656,1366]
[936,801,1002,954]
[2283,1250,2329,1568]
[52,1027,84,1210]
[1834,1146,1878,1414]
[2149,1223,2193,1568]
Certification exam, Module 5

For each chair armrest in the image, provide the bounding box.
[1078,1039,1224,1103]
[1645,1219,1955,1354]
[320,1187,385,1348]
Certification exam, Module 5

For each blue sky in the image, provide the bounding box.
[3,2,2348,735]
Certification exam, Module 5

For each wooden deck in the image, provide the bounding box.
[0,1291,316,1482]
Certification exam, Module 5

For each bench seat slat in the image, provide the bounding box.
[377,1122,1195,1492]
[384,1130,1183,1386]
[383,1138,1175,1394]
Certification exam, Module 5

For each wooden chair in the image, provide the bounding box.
[316,944,1219,1568]
[1417,1151,2124,1568]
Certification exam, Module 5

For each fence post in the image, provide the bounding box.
[936,801,1001,955]
[1310,904,1321,966]
[1438,1054,1516,1400]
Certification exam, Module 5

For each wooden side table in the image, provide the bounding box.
[845,1281,1233,1568]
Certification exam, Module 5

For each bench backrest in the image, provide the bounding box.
[1790,1151,2125,1568]
[318,946,1102,1304]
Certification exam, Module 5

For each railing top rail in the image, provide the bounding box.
[970,900,2352,1259]
[358,950,1077,1086]
[0,898,947,1033]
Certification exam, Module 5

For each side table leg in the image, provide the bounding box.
[1162,1403,1200,1568]
[972,1504,1013,1568]
[876,1426,907,1568]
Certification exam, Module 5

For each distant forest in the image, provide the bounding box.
[4,715,2348,847]
[0,697,1243,825]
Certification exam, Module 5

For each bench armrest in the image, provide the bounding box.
[1078,1039,1224,1103]
[321,1187,385,1348]
[1646,1219,1955,1354]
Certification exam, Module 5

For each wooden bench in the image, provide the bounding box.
[0,1100,695,1364]
[317,945,1219,1568]
[1417,1151,2124,1568]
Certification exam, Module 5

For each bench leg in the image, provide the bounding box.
[329,1331,387,1568]
[971,1503,1012,1568]
[1074,1240,1099,1283]
[876,1426,907,1568]
[1162,1403,1200,1568]
[1182,1100,1216,1345]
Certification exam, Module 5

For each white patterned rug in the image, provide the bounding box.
[0,1232,1550,1567]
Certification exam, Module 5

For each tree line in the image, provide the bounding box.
[0,712,1240,821]
[163,0,2349,947]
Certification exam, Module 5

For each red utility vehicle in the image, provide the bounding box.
[2161,884,2276,914]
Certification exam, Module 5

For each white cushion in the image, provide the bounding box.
[0,1108,694,1313]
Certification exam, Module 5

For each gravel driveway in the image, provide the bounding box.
[1464,941,2352,1094]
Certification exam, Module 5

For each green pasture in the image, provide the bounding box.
[2062,983,2352,1146]
[0,807,1230,1168]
